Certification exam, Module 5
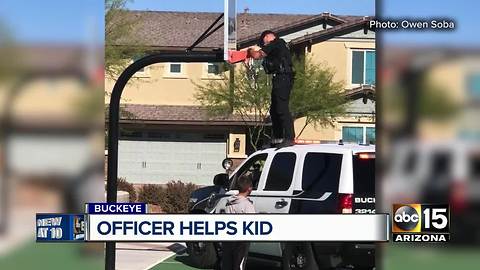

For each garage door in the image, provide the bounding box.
[7,134,91,178]
[118,137,226,185]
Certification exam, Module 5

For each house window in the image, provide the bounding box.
[366,127,376,144]
[164,63,186,78]
[207,63,221,75]
[146,131,171,139]
[120,130,143,139]
[342,127,363,143]
[467,73,480,101]
[352,50,375,85]
[342,126,375,144]
[170,63,182,73]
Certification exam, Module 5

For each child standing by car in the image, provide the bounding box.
[221,174,256,270]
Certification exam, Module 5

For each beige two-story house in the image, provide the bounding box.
[105,11,376,185]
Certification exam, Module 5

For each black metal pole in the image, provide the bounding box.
[188,23,224,52]
[105,51,223,270]
[186,13,224,52]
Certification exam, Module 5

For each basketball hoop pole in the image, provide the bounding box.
[106,2,238,268]
[106,51,223,270]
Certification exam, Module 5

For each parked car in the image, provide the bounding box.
[187,143,376,270]
[382,139,480,244]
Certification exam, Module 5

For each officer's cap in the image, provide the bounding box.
[259,30,277,46]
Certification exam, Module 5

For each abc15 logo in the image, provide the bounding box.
[392,204,449,233]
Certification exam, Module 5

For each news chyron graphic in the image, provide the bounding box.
[392,204,450,242]
[36,203,391,242]
[36,214,85,241]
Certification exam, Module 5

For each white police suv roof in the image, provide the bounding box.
[256,143,375,155]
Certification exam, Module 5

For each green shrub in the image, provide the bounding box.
[137,184,163,205]
[158,181,198,213]
[136,181,198,213]
[117,177,136,202]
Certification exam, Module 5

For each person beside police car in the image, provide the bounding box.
[221,174,255,270]
[247,30,295,148]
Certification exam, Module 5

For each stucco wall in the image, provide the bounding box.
[105,62,224,106]
[308,39,375,90]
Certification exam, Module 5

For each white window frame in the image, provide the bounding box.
[341,124,375,144]
[350,49,375,87]
[467,72,480,100]
[202,62,223,79]
[130,58,150,78]
[164,62,187,78]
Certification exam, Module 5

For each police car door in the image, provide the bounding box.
[251,151,297,213]
[249,151,297,257]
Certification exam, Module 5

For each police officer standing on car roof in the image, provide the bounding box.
[247,30,295,148]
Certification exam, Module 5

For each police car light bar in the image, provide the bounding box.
[294,139,322,145]
[358,153,375,159]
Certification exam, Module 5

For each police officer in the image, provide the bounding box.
[247,30,295,147]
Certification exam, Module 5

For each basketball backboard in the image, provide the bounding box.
[224,0,237,61]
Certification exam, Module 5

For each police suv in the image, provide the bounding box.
[187,143,375,270]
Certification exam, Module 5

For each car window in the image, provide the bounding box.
[264,152,296,191]
[468,153,480,179]
[229,154,268,190]
[430,151,451,178]
[353,154,375,195]
[404,150,418,174]
[302,153,342,193]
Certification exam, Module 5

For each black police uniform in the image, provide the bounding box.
[261,38,295,143]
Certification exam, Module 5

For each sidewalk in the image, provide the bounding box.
[0,184,62,257]
[0,208,37,256]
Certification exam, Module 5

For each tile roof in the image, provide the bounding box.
[0,45,102,75]
[345,85,376,101]
[113,11,369,49]
[119,104,251,123]
[118,84,375,124]
[290,16,373,45]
